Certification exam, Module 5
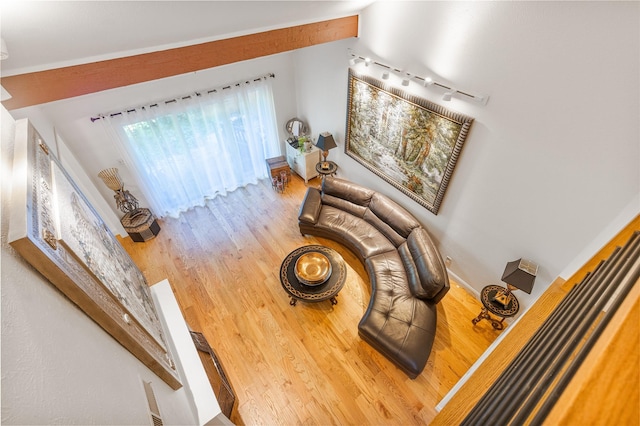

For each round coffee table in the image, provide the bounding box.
[280,245,346,306]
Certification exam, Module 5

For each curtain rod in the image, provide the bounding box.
[90,73,276,122]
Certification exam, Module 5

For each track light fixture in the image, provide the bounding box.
[347,48,489,105]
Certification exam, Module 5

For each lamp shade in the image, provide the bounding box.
[501,258,538,294]
[316,132,337,151]
[98,168,124,191]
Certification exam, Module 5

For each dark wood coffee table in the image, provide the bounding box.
[280,245,346,306]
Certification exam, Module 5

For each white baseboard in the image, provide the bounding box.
[447,268,480,299]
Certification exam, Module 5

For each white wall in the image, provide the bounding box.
[293,1,640,311]
[9,52,299,234]
[1,106,198,424]
[6,2,638,314]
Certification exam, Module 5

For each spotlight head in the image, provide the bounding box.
[381,71,390,80]
[442,91,454,101]
[423,77,434,87]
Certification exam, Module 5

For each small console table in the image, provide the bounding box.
[285,141,320,183]
[472,285,520,330]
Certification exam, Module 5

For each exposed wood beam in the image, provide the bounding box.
[1,15,358,110]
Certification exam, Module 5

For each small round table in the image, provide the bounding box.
[315,161,338,180]
[280,245,346,306]
[471,285,520,330]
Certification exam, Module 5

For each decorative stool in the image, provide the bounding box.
[280,169,290,187]
[266,156,290,176]
[265,155,290,193]
[121,208,160,242]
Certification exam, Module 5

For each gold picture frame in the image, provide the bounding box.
[345,69,474,215]
[8,119,181,389]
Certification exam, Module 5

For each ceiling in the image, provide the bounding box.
[0,1,374,76]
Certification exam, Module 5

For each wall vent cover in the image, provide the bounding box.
[143,380,164,426]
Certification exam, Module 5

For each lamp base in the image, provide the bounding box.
[492,291,511,307]
[491,284,519,307]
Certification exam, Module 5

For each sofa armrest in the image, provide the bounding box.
[406,228,450,303]
[298,187,322,225]
[430,279,450,304]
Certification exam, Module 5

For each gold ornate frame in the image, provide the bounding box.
[345,69,474,215]
[8,119,181,389]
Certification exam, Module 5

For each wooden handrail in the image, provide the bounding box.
[432,214,640,425]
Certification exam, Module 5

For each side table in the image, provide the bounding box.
[121,208,161,242]
[471,285,520,330]
[315,161,338,181]
[265,155,290,179]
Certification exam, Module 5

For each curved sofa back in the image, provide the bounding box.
[318,177,448,303]
[322,178,421,247]
[298,177,450,377]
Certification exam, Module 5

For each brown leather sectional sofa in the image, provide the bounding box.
[298,177,450,378]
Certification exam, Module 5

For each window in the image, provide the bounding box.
[105,76,280,217]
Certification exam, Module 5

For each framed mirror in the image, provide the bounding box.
[285,118,308,138]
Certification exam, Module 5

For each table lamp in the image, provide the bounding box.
[493,258,538,306]
[98,168,140,214]
[315,132,337,168]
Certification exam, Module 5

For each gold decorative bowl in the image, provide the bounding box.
[294,252,332,286]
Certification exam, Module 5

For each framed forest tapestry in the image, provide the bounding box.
[345,69,474,214]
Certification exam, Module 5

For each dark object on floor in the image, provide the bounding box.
[121,208,160,242]
[190,331,237,420]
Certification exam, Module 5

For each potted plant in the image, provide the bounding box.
[298,135,312,152]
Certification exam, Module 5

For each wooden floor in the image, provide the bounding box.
[120,175,502,425]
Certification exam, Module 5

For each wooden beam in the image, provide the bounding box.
[1,15,358,110]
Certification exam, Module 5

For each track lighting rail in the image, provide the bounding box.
[348,49,488,105]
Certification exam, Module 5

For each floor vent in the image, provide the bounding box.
[143,380,164,426]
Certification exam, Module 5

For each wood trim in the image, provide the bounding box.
[432,213,640,425]
[564,214,640,289]
[0,15,358,110]
[431,276,569,425]
[542,279,639,425]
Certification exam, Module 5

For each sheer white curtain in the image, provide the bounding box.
[103,77,280,218]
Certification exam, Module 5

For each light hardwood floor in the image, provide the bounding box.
[120,175,502,425]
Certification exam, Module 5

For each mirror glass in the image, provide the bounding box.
[285,118,308,138]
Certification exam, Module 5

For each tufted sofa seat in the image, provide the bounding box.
[298,177,450,378]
